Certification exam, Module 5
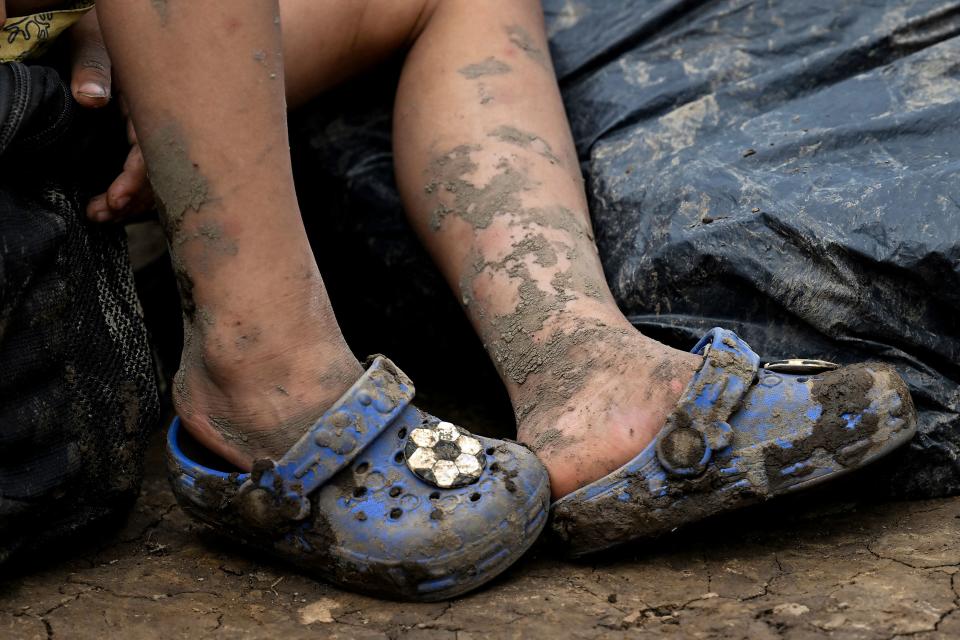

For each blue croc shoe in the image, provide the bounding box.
[167,356,550,601]
[551,328,917,557]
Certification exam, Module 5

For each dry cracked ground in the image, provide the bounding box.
[3,433,959,640]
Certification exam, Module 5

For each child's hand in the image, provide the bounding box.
[85,104,154,223]
[68,8,155,223]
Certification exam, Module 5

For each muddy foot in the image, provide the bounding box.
[515,318,701,499]
[174,316,363,470]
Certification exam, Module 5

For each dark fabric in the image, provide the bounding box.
[0,62,158,564]
[289,0,960,499]
[0,62,72,158]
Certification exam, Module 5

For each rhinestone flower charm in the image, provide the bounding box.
[404,421,486,488]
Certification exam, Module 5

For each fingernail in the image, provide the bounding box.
[78,82,108,98]
[113,196,131,210]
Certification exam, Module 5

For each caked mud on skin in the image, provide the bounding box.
[458,57,512,79]
[140,118,309,458]
[141,120,214,321]
[150,0,169,25]
[422,140,628,438]
[457,57,512,105]
[488,125,562,166]
[504,24,550,70]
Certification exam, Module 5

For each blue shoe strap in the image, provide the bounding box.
[655,328,761,477]
[244,355,415,517]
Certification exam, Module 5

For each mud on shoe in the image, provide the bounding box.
[167,356,550,601]
[551,328,918,556]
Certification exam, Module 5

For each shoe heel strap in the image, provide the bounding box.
[655,328,760,477]
[243,355,415,519]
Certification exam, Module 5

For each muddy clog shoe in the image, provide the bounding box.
[551,328,917,556]
[167,356,550,601]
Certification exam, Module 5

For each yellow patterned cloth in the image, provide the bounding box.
[0,1,95,62]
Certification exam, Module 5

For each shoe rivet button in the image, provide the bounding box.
[656,424,711,477]
[357,391,373,406]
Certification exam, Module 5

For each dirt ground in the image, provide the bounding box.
[1,422,957,640]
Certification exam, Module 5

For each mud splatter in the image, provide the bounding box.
[143,122,211,237]
[515,204,593,241]
[425,146,529,231]
[531,427,581,454]
[488,233,558,270]
[466,245,613,421]
[505,24,550,70]
[141,122,213,320]
[191,220,239,259]
[478,83,494,105]
[458,57,512,79]
[150,0,169,24]
[488,125,562,165]
[425,144,609,425]
[763,364,883,489]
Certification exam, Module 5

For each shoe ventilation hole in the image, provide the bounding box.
[490,463,500,472]
[353,487,367,498]
[394,451,405,463]
[390,508,403,520]
[470,493,481,502]
[355,462,369,474]
[429,491,441,500]
[398,428,407,439]
[389,486,402,498]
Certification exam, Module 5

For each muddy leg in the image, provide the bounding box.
[393,0,703,498]
[96,0,363,469]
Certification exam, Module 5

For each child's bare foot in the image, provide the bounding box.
[511,314,700,498]
[173,285,363,470]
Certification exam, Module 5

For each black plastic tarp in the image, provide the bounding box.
[289,0,960,499]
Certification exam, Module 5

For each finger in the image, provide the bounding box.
[88,144,155,224]
[86,193,116,223]
[107,144,146,206]
[108,146,155,216]
[70,9,112,108]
